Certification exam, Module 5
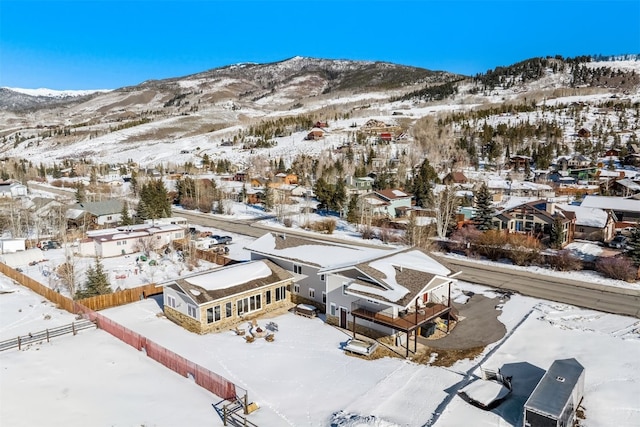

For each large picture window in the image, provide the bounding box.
[275,285,286,301]
[237,294,262,315]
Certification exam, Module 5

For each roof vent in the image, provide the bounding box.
[556,376,565,382]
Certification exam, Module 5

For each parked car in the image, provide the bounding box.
[215,236,233,245]
[608,235,629,249]
[38,240,61,251]
[209,235,221,241]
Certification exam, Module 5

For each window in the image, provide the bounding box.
[330,303,336,316]
[187,304,197,318]
[237,294,262,315]
[266,290,272,305]
[275,285,286,301]
[167,295,176,308]
[309,288,315,298]
[320,274,325,281]
[293,264,302,274]
[322,291,326,304]
[214,305,221,322]
[342,283,348,295]
[225,302,232,318]
[107,215,113,221]
[207,307,214,324]
[175,232,183,238]
[294,284,300,293]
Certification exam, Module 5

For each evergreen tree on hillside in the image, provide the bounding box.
[75,184,86,203]
[473,183,495,231]
[76,257,112,299]
[412,159,438,208]
[263,179,274,212]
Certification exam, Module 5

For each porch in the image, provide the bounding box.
[350,300,453,357]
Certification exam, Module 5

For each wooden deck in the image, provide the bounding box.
[351,303,450,332]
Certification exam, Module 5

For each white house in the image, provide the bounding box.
[87,224,185,257]
[0,182,28,198]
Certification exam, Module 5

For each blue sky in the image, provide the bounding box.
[1,0,639,90]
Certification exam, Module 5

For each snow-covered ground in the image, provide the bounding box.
[1,274,638,427]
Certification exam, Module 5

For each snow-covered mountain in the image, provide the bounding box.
[0,55,638,168]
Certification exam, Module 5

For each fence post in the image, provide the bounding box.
[72,322,76,335]
[223,405,227,426]
[17,336,21,350]
[244,393,248,415]
[46,329,50,342]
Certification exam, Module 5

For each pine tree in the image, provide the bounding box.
[626,226,640,266]
[549,216,565,248]
[412,159,437,208]
[75,184,86,203]
[76,257,112,299]
[346,194,359,224]
[120,203,132,226]
[473,183,495,230]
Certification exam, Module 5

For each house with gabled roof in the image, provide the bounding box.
[493,200,574,247]
[244,233,460,356]
[370,188,412,218]
[580,195,640,223]
[556,204,616,242]
[162,260,294,334]
[67,199,124,229]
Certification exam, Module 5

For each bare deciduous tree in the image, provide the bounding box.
[434,185,460,239]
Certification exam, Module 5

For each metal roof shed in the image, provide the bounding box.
[523,358,585,427]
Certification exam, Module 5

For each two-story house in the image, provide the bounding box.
[245,233,459,356]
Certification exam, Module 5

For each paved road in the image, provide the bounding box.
[29,184,637,319]
[433,255,640,318]
[179,209,640,318]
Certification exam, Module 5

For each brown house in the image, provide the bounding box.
[493,200,575,247]
[305,128,324,140]
[442,171,468,185]
[162,260,295,334]
[577,128,591,138]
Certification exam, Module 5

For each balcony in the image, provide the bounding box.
[351,300,450,333]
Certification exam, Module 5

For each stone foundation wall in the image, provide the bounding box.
[290,294,325,313]
[165,298,293,335]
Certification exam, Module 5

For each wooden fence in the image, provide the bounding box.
[0,262,161,312]
[0,319,96,352]
[77,283,162,311]
[172,240,235,266]
[0,262,75,312]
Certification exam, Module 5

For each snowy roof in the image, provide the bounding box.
[581,195,640,213]
[323,248,453,306]
[615,178,640,192]
[244,232,389,268]
[556,204,609,228]
[170,260,293,305]
[525,358,584,418]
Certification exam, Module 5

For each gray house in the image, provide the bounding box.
[524,358,585,427]
[245,232,460,356]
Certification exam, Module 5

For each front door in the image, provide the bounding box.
[339,307,347,329]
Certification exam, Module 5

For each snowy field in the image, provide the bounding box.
[1,272,639,427]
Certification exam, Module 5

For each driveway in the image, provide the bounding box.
[421,293,507,350]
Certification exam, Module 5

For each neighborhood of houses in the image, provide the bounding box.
[2,118,640,426]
